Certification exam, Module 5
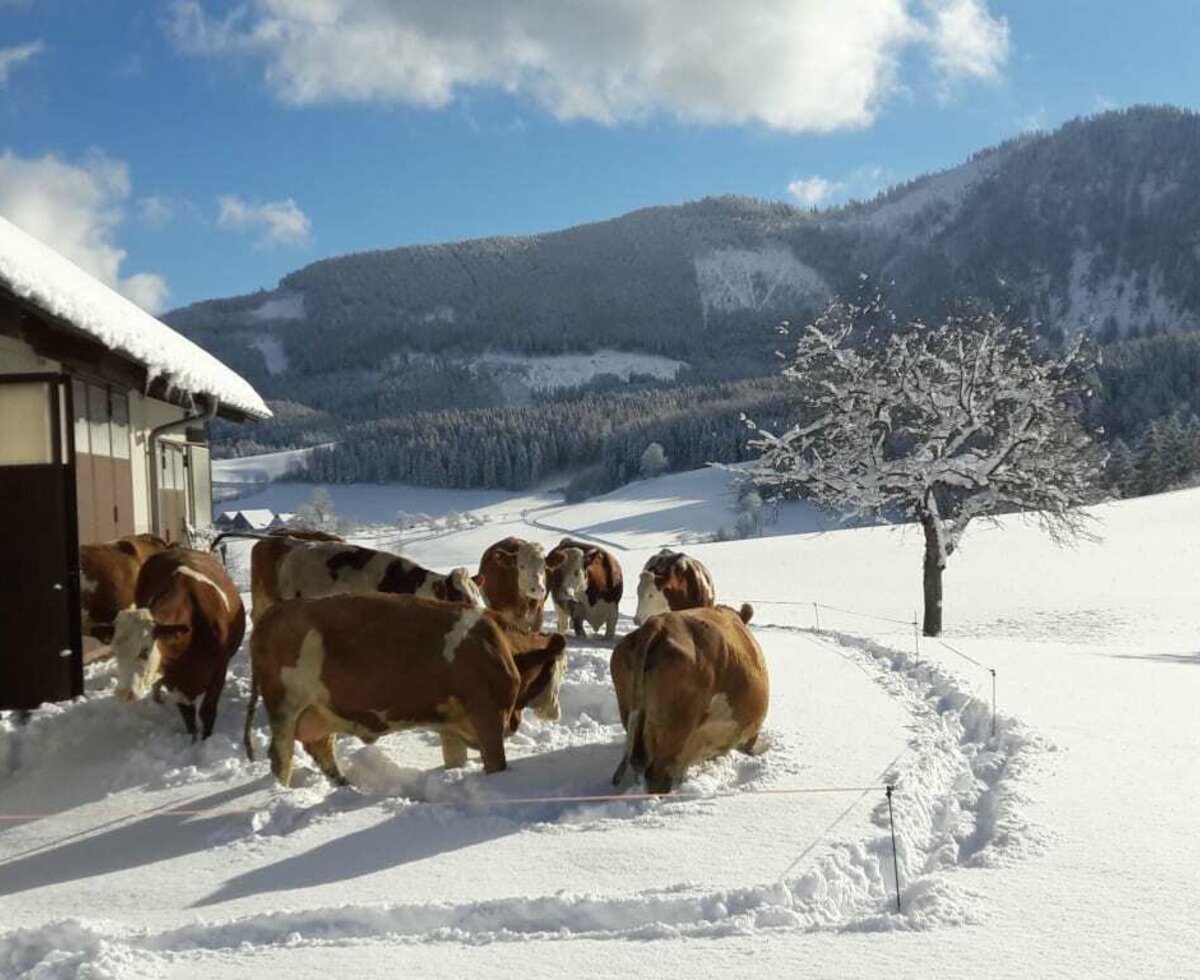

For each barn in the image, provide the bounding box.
[0,215,270,711]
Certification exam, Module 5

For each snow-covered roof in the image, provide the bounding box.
[0,215,270,420]
[236,509,276,529]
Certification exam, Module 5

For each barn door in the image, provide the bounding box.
[0,374,82,710]
[157,441,187,544]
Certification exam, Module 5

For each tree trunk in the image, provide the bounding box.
[921,515,945,637]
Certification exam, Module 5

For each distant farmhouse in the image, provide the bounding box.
[215,509,296,532]
[0,215,269,709]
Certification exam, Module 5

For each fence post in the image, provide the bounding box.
[813,603,821,632]
[886,784,902,913]
[990,668,997,737]
[912,613,920,666]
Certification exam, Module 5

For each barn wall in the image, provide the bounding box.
[129,394,189,538]
[0,333,60,374]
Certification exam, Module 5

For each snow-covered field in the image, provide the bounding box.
[2,469,1198,978]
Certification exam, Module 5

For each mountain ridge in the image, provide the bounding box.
[171,105,1200,456]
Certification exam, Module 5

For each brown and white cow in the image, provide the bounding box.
[546,538,623,639]
[110,549,245,740]
[245,536,483,625]
[245,594,567,786]
[633,549,716,625]
[475,537,547,630]
[79,534,170,642]
[611,603,766,793]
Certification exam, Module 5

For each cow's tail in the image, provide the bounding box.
[612,632,651,786]
[738,602,754,625]
[243,667,260,761]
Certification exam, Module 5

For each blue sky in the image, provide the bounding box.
[1,1,1198,312]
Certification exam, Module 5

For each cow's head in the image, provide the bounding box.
[494,541,546,602]
[634,569,672,625]
[444,567,487,608]
[548,547,587,607]
[111,608,187,702]
[508,630,567,726]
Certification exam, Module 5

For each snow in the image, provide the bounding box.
[246,293,305,323]
[0,214,270,420]
[469,350,686,393]
[842,152,1001,237]
[3,468,1200,977]
[248,335,288,375]
[1058,249,1196,334]
[212,448,322,486]
[693,247,829,319]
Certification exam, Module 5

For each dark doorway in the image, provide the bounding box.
[0,374,82,709]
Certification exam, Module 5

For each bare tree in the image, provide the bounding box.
[744,298,1102,635]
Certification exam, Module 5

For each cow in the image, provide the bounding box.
[546,538,623,639]
[79,534,170,643]
[633,549,716,625]
[234,535,483,625]
[109,548,245,740]
[475,537,547,630]
[610,603,767,793]
[120,532,171,562]
[209,528,344,625]
[245,594,567,787]
[280,541,484,608]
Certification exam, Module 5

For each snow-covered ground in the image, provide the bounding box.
[468,350,686,393]
[2,469,1198,978]
[212,448,329,487]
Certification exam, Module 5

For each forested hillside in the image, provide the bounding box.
[180,107,1200,495]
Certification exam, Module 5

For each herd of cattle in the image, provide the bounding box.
[78,530,770,793]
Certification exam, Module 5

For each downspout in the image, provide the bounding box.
[148,394,219,539]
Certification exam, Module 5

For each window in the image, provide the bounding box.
[71,380,89,455]
[87,384,110,457]
[0,383,53,466]
[110,392,130,459]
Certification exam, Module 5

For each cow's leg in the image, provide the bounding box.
[604,606,618,640]
[571,607,585,639]
[555,606,570,634]
[267,713,298,787]
[738,728,763,755]
[303,735,346,785]
[471,711,508,774]
[199,670,228,740]
[177,701,198,741]
[440,733,469,769]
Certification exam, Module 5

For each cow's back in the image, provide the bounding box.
[254,594,515,727]
[138,549,245,656]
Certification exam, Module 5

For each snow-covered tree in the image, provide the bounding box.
[640,441,669,479]
[296,487,341,533]
[744,298,1103,636]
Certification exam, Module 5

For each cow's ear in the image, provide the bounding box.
[116,540,139,558]
[152,622,189,638]
[544,551,563,571]
[471,573,485,588]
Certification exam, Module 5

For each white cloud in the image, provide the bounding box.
[216,194,312,248]
[0,150,169,312]
[787,176,842,208]
[0,39,44,86]
[922,0,1010,85]
[169,0,1011,133]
